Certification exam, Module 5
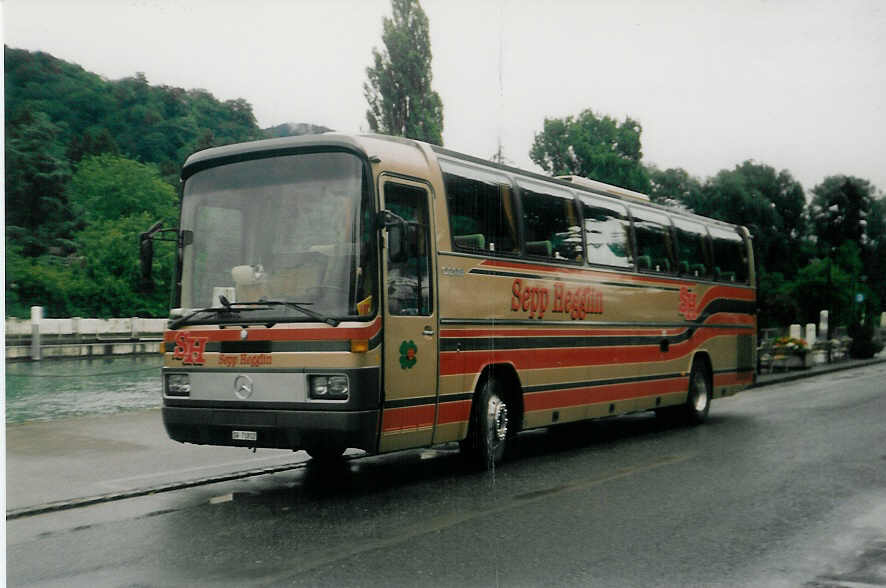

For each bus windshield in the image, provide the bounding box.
[177,151,376,322]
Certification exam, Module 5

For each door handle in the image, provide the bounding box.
[422,326,435,337]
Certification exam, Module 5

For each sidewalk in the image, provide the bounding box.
[5,409,313,517]
[753,354,886,388]
[6,355,886,518]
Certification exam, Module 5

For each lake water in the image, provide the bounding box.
[5,356,163,423]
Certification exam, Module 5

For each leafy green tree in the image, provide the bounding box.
[787,248,855,326]
[686,161,808,278]
[646,165,701,207]
[66,154,177,224]
[809,175,877,249]
[364,0,444,145]
[808,176,882,328]
[529,109,650,193]
[4,47,267,317]
[69,212,176,316]
[5,109,75,256]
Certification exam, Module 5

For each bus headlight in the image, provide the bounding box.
[309,375,349,400]
[166,374,191,396]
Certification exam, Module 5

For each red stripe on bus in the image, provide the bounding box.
[381,404,436,433]
[524,377,688,412]
[440,327,687,338]
[439,327,750,376]
[696,286,756,308]
[164,318,382,343]
[703,313,756,326]
[382,400,472,433]
[436,399,472,426]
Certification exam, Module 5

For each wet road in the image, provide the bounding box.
[8,365,886,587]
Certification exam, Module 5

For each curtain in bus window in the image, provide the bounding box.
[581,197,632,268]
[632,209,675,274]
[673,218,712,278]
[520,184,582,261]
[710,228,749,283]
[440,160,518,254]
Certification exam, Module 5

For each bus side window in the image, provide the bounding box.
[520,184,583,262]
[673,219,711,279]
[631,209,675,274]
[710,228,749,284]
[441,160,519,255]
[581,197,632,268]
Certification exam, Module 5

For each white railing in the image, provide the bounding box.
[6,307,167,361]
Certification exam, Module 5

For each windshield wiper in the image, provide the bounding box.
[244,298,340,327]
[169,297,340,329]
[168,305,240,330]
[169,304,246,330]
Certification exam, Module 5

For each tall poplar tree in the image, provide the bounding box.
[364,0,444,145]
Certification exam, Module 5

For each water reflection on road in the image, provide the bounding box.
[5,355,163,423]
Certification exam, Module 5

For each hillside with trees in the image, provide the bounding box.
[4,46,266,317]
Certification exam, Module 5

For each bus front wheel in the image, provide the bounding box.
[461,377,509,469]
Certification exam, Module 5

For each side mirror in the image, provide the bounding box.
[138,221,163,293]
[138,222,183,293]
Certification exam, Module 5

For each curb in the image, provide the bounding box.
[6,459,313,521]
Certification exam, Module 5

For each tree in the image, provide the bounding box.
[686,161,808,278]
[809,175,877,250]
[529,109,650,193]
[646,165,701,207]
[808,176,883,328]
[5,109,75,256]
[364,0,444,145]
[66,154,177,224]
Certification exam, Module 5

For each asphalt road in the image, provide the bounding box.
[8,364,886,587]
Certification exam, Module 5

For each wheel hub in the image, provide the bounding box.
[693,373,709,412]
[491,398,509,441]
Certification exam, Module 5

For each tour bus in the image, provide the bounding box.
[141,133,756,468]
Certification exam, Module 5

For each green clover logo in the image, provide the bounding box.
[399,340,418,370]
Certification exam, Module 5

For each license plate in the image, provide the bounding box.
[232,430,257,441]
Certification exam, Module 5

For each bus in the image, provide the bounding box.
[141,133,756,468]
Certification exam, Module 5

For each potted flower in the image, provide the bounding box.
[772,336,810,369]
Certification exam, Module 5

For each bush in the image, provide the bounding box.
[848,323,885,359]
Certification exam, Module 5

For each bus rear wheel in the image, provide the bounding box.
[683,361,711,424]
[656,360,711,425]
[461,377,509,469]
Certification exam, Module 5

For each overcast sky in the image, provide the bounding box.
[4,0,885,195]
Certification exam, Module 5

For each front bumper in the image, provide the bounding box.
[162,406,379,452]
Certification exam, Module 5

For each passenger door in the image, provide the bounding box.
[379,178,439,452]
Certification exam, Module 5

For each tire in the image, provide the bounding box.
[461,377,510,469]
[683,360,712,424]
[656,360,711,425]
